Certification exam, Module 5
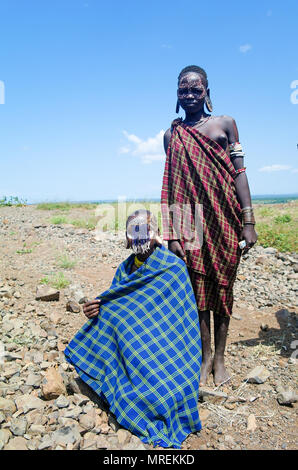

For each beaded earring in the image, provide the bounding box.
[176,100,180,114]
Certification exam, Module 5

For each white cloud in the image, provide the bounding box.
[258,164,292,172]
[291,168,298,173]
[239,44,252,53]
[120,130,165,164]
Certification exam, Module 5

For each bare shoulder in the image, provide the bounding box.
[215,114,237,130]
[215,115,239,143]
[163,127,172,153]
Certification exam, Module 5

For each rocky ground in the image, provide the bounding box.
[0,205,297,451]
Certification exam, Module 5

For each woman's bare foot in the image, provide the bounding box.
[200,355,213,386]
[212,354,230,386]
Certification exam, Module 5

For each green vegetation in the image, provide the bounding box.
[0,196,27,207]
[35,199,297,253]
[254,203,298,252]
[50,216,68,224]
[51,272,70,289]
[16,242,33,254]
[37,202,99,211]
[57,254,76,269]
[70,217,97,230]
[40,272,70,289]
[274,214,292,224]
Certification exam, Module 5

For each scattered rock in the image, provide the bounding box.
[10,417,28,436]
[0,397,17,415]
[66,300,81,313]
[117,429,131,445]
[36,286,60,301]
[277,388,298,406]
[5,436,28,450]
[246,366,270,384]
[247,414,257,433]
[15,394,46,413]
[41,367,67,399]
[52,424,81,447]
[55,395,70,409]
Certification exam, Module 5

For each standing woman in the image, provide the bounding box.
[161,65,258,386]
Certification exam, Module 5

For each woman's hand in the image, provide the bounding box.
[168,240,187,263]
[83,299,101,319]
[240,225,258,255]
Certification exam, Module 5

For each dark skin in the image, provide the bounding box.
[83,223,161,319]
[164,71,258,386]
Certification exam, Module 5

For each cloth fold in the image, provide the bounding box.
[64,245,202,448]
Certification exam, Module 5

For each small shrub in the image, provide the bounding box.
[274,214,292,224]
[57,254,76,269]
[51,272,70,289]
[50,216,68,225]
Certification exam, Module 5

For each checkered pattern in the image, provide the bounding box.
[189,270,236,317]
[161,120,242,287]
[64,246,202,448]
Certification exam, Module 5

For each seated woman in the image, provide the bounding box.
[64,210,202,449]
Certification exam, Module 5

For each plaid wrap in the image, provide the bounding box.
[161,120,242,286]
[64,246,202,448]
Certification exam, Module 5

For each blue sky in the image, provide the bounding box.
[0,0,297,203]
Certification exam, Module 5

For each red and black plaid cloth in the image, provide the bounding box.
[161,119,242,288]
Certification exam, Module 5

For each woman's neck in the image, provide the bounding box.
[184,110,208,123]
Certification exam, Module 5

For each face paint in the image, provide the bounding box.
[177,73,207,101]
[126,212,158,254]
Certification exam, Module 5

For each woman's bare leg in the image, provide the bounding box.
[198,310,213,385]
[213,313,231,386]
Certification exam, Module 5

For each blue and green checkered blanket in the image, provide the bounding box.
[64,245,202,448]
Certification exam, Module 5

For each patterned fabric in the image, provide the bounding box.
[64,245,202,449]
[189,270,235,317]
[161,119,242,287]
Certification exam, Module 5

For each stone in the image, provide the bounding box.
[96,435,109,449]
[117,428,131,445]
[66,300,81,313]
[15,394,46,413]
[72,393,89,407]
[30,424,46,434]
[55,395,70,408]
[246,366,270,384]
[26,373,42,388]
[64,406,82,420]
[198,408,210,425]
[69,285,85,304]
[79,413,95,431]
[277,388,298,406]
[80,432,98,450]
[49,312,63,324]
[38,435,54,450]
[52,424,81,447]
[247,414,257,432]
[5,436,28,450]
[36,286,60,301]
[0,397,17,414]
[10,417,28,436]
[199,388,228,403]
[41,367,67,399]
[0,429,11,446]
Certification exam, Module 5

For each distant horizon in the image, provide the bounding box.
[23,192,298,205]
